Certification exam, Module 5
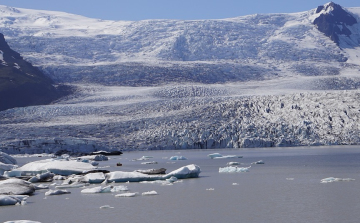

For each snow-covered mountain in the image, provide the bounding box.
[0,2,360,153]
[0,2,359,86]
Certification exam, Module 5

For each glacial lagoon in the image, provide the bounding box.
[1,146,360,223]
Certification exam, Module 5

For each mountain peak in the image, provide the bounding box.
[313,2,357,45]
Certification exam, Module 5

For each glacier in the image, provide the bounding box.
[0,3,359,153]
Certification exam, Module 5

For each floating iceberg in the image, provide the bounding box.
[45,189,71,196]
[81,185,127,193]
[321,177,355,183]
[0,195,29,206]
[213,155,243,159]
[115,192,138,197]
[219,166,251,173]
[78,155,108,161]
[251,160,265,164]
[227,162,240,165]
[99,205,114,209]
[0,179,35,195]
[55,182,87,189]
[83,172,106,184]
[106,164,200,182]
[207,153,223,159]
[5,159,96,177]
[169,156,187,160]
[3,220,41,223]
[208,153,243,159]
[28,171,55,183]
[141,161,158,164]
[133,156,153,161]
[142,191,158,196]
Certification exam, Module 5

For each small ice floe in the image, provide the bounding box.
[83,172,106,184]
[55,182,87,189]
[115,192,139,197]
[3,221,42,223]
[0,195,29,206]
[206,188,215,191]
[142,191,158,196]
[135,168,166,175]
[141,161,158,165]
[219,166,251,173]
[169,156,187,161]
[251,160,265,164]
[28,171,55,183]
[34,184,49,190]
[227,162,240,166]
[232,183,239,185]
[99,205,114,209]
[286,178,295,181]
[133,156,153,161]
[45,189,71,196]
[208,153,242,159]
[321,177,355,183]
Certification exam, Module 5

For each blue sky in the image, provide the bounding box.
[0,0,359,21]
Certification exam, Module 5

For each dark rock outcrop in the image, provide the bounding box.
[313,2,357,45]
[0,33,71,111]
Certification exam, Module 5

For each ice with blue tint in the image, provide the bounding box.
[219,166,251,173]
[0,195,29,206]
[169,156,187,160]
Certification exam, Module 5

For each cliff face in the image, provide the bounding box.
[0,33,69,111]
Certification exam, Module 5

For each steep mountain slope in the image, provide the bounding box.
[0,33,69,111]
[0,2,359,86]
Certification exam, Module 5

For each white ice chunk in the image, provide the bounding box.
[207,153,223,159]
[0,179,35,195]
[106,164,200,182]
[115,192,138,197]
[141,161,158,164]
[6,159,96,176]
[142,190,158,196]
[0,195,29,206]
[34,184,49,190]
[213,155,243,159]
[78,155,108,161]
[227,162,240,165]
[169,156,187,160]
[45,189,70,196]
[3,221,41,223]
[251,160,265,164]
[81,185,113,193]
[321,177,355,183]
[83,172,105,183]
[219,166,251,173]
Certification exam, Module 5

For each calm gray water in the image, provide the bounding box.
[1,146,360,223]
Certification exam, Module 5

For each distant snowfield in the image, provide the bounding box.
[0,4,359,85]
